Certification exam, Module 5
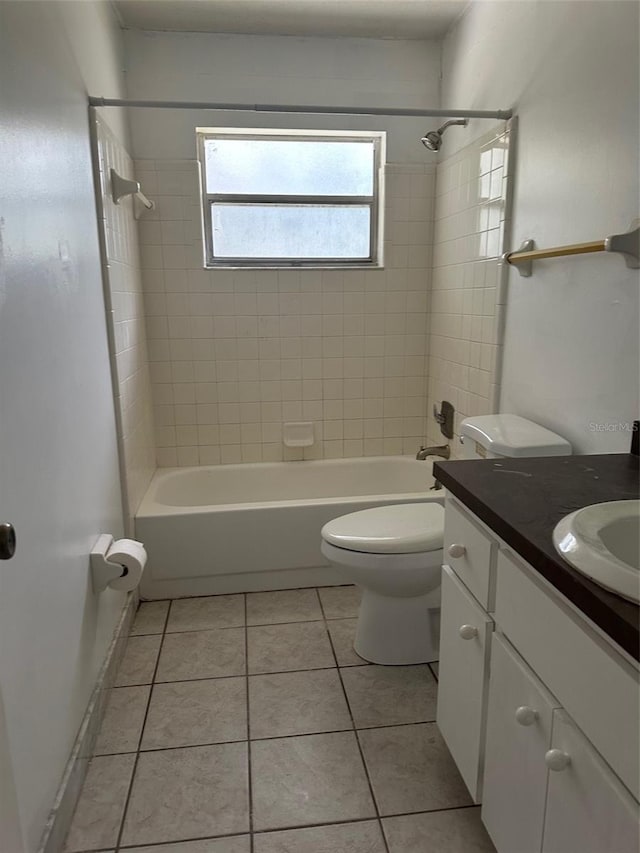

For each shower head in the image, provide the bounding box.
[421,118,469,151]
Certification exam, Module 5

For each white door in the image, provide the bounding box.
[0,3,125,849]
[542,710,640,853]
[436,565,494,802]
[482,633,560,853]
[0,683,24,853]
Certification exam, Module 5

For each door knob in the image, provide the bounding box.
[447,543,466,558]
[458,624,478,640]
[0,523,16,560]
[545,749,571,771]
[515,706,538,726]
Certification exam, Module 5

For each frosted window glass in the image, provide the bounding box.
[205,139,374,196]
[212,204,371,259]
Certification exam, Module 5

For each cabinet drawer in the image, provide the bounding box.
[496,549,640,800]
[436,565,494,802]
[482,633,560,853]
[542,710,640,853]
[444,498,498,610]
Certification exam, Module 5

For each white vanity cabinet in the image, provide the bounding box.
[542,710,640,853]
[436,497,498,801]
[482,634,560,853]
[438,493,640,853]
[436,565,493,801]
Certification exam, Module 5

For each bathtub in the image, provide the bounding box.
[135,455,443,598]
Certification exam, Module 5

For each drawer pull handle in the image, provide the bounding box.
[447,543,466,559]
[515,706,538,726]
[458,624,478,640]
[545,749,571,771]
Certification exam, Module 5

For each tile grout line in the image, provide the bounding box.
[96,716,441,759]
[315,588,391,853]
[114,659,365,689]
[244,592,255,852]
[76,803,483,853]
[113,599,172,852]
[141,615,358,636]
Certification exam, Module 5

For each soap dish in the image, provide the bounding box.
[283,421,314,448]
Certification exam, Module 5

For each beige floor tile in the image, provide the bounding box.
[131,601,170,635]
[341,665,437,728]
[383,808,496,853]
[121,742,249,846]
[249,669,351,739]
[141,677,247,749]
[95,686,150,755]
[251,731,376,830]
[156,628,246,682]
[247,621,334,674]
[254,820,386,852]
[358,723,472,815]
[318,585,362,618]
[246,589,323,625]
[128,836,251,853]
[63,754,135,852]
[166,594,245,632]
[115,635,162,686]
[327,618,367,666]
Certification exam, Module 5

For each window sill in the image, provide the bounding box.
[203,264,385,271]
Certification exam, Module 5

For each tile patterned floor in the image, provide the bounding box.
[64,586,496,853]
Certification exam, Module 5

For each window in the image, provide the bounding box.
[196,128,385,268]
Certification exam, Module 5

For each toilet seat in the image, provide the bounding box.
[321,503,444,555]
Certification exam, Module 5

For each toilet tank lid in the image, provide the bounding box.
[321,503,444,554]
[461,414,571,457]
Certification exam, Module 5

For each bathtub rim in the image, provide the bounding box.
[137,455,436,518]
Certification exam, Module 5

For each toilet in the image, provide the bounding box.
[320,414,571,665]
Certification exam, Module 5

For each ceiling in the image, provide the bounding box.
[114,0,469,39]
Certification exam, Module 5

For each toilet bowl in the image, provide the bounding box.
[320,503,444,665]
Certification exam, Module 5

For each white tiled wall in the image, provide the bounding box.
[135,159,435,466]
[96,117,156,519]
[426,124,513,458]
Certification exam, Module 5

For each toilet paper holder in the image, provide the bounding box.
[91,534,126,592]
[90,534,145,593]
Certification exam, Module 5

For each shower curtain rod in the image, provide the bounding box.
[88,96,512,120]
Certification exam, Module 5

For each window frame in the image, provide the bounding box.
[196,128,385,269]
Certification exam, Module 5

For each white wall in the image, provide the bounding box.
[58,0,130,147]
[136,159,435,465]
[95,116,156,525]
[0,3,129,850]
[124,30,442,162]
[441,0,639,453]
[426,123,513,458]
[122,30,442,465]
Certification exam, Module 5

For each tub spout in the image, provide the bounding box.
[416,444,450,461]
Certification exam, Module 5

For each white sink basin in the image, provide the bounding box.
[553,500,640,603]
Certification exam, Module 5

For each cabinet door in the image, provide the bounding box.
[436,565,493,802]
[482,634,560,853]
[542,710,640,853]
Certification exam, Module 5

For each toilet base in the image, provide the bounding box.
[354,589,440,665]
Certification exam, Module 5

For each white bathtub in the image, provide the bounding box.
[135,455,442,598]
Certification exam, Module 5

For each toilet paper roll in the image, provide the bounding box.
[105,538,147,591]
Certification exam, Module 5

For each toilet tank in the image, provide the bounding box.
[460,414,572,460]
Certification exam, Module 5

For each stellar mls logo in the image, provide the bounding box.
[588,422,639,432]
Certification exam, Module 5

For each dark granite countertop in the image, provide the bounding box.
[434,454,640,661]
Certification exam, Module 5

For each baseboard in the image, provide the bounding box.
[140,565,345,599]
[37,593,138,853]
